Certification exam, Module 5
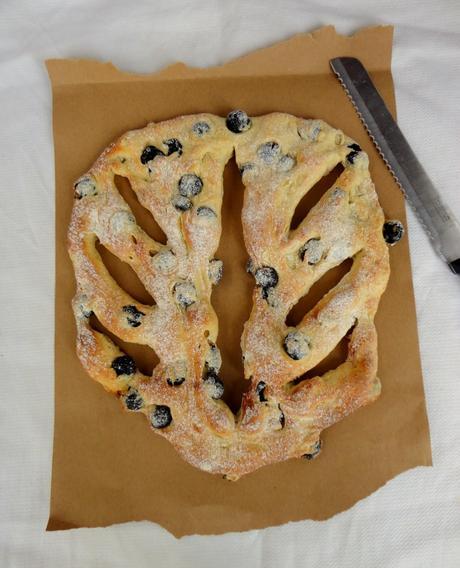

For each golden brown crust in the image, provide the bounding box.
[68,112,390,479]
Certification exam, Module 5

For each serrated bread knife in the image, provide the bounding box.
[330,57,460,275]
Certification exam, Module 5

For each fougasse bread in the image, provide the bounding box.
[68,111,400,480]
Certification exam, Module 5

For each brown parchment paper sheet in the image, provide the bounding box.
[46,25,432,537]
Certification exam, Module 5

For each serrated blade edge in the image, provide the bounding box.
[330,57,460,265]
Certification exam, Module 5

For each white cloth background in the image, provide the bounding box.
[1,1,459,566]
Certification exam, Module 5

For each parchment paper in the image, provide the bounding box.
[46,25,432,536]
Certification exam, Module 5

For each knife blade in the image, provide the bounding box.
[330,56,460,275]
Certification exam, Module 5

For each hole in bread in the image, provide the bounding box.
[212,156,253,413]
[290,163,344,230]
[289,323,355,387]
[285,257,353,327]
[96,240,155,305]
[89,313,159,376]
[114,175,167,244]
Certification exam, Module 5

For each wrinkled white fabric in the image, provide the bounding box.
[1,1,459,566]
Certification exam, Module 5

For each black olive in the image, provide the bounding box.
[278,154,296,171]
[226,110,252,133]
[151,405,172,428]
[208,259,223,285]
[246,258,255,275]
[197,206,216,218]
[178,174,203,197]
[111,355,136,376]
[299,238,323,265]
[140,145,164,164]
[74,176,97,199]
[302,439,322,460]
[239,163,254,174]
[278,405,285,428]
[346,143,362,164]
[257,141,281,164]
[163,138,183,156]
[122,305,145,327]
[173,281,197,309]
[205,342,222,372]
[124,388,144,411]
[203,371,224,400]
[283,331,310,360]
[192,121,210,136]
[255,266,278,302]
[80,305,93,318]
[383,220,404,245]
[151,249,176,272]
[172,195,193,211]
[255,381,267,402]
[167,376,185,387]
[254,266,278,289]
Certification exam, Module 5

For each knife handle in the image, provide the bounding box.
[448,259,460,275]
[435,213,460,271]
